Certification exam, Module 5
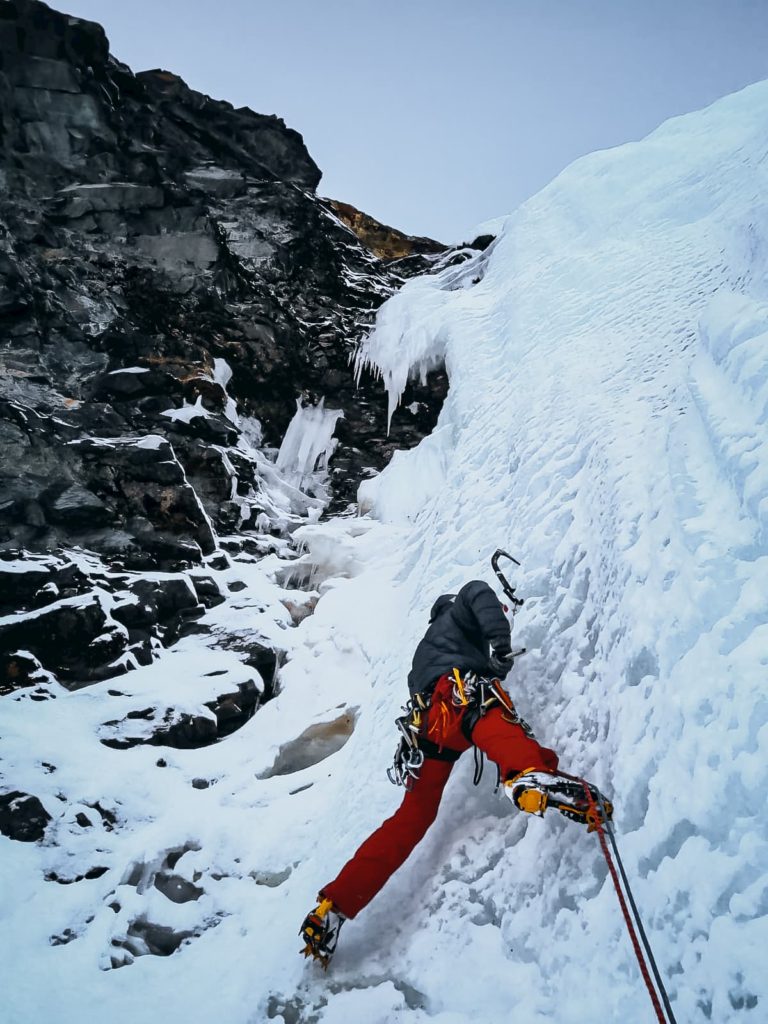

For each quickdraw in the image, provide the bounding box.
[387,692,430,788]
[452,669,534,734]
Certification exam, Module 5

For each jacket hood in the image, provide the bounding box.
[429,594,455,622]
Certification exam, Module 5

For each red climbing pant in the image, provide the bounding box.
[321,675,559,918]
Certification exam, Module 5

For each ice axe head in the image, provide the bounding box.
[491,549,524,612]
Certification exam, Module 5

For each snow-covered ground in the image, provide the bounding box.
[3,80,768,1023]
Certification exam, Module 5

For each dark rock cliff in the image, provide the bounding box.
[0,0,492,696]
[0,0,471,570]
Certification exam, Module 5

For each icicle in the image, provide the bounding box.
[213,358,239,425]
[275,398,343,489]
[353,271,460,433]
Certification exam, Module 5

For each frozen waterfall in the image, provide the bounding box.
[275,398,343,491]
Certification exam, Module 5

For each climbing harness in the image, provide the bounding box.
[573,775,678,1024]
[388,668,532,790]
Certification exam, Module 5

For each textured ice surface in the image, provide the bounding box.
[3,82,768,1023]
[347,80,768,1024]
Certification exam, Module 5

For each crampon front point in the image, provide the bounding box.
[299,897,345,968]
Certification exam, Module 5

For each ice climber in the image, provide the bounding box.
[300,555,612,966]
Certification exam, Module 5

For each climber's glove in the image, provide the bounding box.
[488,650,514,679]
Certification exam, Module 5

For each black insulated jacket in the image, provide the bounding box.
[407,580,512,696]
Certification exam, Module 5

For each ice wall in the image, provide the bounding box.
[342,81,768,1022]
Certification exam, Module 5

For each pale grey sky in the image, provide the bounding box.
[66,0,768,242]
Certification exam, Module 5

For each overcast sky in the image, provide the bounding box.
[66,0,768,243]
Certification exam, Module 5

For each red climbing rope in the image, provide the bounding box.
[570,776,676,1024]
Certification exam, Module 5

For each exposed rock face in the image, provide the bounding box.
[99,677,264,750]
[327,200,446,261]
[0,0,467,568]
[0,551,228,683]
[0,790,52,841]
[0,590,127,682]
[0,0,494,705]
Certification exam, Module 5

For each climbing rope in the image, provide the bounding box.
[572,775,678,1024]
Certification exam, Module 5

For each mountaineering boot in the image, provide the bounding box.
[505,768,613,830]
[299,897,346,968]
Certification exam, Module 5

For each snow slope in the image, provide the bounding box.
[3,81,768,1023]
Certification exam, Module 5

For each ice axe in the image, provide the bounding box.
[491,549,526,663]
[491,548,524,611]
